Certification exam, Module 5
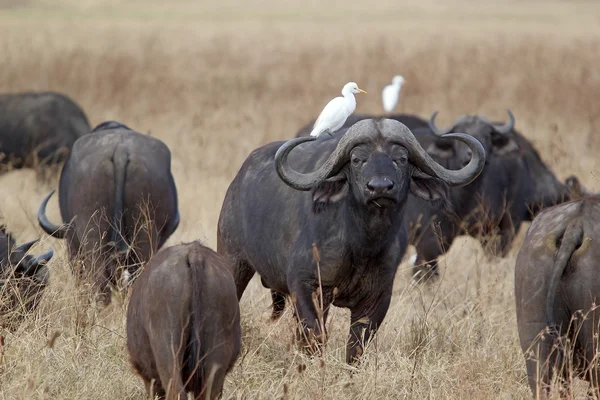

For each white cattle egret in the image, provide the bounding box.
[381,75,405,113]
[310,82,367,137]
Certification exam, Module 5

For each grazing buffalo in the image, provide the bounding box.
[127,241,241,400]
[408,110,588,281]
[37,121,180,305]
[0,225,54,330]
[0,91,90,169]
[515,196,600,398]
[218,118,485,364]
[295,113,429,138]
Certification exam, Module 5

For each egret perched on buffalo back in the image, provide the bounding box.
[381,75,405,113]
[310,82,367,137]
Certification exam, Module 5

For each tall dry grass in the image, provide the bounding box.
[0,1,599,398]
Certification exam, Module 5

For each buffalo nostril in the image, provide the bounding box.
[367,178,394,192]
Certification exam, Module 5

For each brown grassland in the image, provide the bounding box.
[1,0,600,398]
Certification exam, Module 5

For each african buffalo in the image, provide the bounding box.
[515,196,600,398]
[0,225,54,330]
[0,91,90,169]
[294,113,429,138]
[37,121,180,305]
[406,110,530,280]
[217,118,485,364]
[127,241,241,400]
[408,110,588,281]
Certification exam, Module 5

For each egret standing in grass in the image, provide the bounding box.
[310,82,367,137]
[381,75,405,113]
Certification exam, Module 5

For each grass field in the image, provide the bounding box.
[0,0,600,398]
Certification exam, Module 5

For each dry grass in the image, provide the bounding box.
[0,0,599,398]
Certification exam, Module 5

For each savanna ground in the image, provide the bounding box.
[1,0,600,398]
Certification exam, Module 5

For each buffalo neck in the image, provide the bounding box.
[342,195,405,255]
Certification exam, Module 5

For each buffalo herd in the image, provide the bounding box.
[0,90,598,398]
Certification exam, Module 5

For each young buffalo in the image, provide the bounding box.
[126,241,241,400]
[515,196,600,398]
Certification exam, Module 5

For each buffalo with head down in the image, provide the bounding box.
[0,91,90,169]
[218,118,485,364]
[515,196,600,398]
[294,113,429,138]
[407,110,588,281]
[0,225,54,330]
[37,121,180,305]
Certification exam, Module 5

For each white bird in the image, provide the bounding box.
[310,82,367,138]
[381,75,405,113]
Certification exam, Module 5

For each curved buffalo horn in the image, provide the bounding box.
[275,123,380,191]
[480,109,515,134]
[34,248,54,265]
[21,247,54,277]
[276,119,486,190]
[493,109,515,134]
[37,190,68,239]
[419,133,485,186]
[377,120,486,187]
[428,111,455,136]
[14,238,39,254]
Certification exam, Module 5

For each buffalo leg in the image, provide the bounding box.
[581,317,600,396]
[346,290,393,365]
[270,290,287,321]
[232,260,255,300]
[288,280,333,355]
[497,215,519,258]
[412,219,453,283]
[144,379,166,400]
[520,323,557,399]
[148,324,188,399]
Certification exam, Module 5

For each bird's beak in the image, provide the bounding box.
[358,88,367,94]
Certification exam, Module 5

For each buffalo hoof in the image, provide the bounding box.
[295,326,326,357]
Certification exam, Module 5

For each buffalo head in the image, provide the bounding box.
[275,119,486,211]
[0,229,54,329]
[427,110,518,169]
[1,235,54,283]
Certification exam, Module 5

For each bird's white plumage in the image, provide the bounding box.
[381,75,405,113]
[408,253,417,266]
[310,82,366,137]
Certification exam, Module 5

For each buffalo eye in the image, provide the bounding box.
[352,156,364,166]
[394,154,408,168]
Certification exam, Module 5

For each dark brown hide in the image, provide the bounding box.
[37,125,179,305]
[126,241,241,400]
[0,91,90,169]
[515,197,600,398]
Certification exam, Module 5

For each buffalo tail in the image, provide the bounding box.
[545,220,584,335]
[111,146,129,255]
[183,247,205,394]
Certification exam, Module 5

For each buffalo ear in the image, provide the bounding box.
[565,175,584,198]
[312,178,349,213]
[491,133,519,156]
[410,172,449,208]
